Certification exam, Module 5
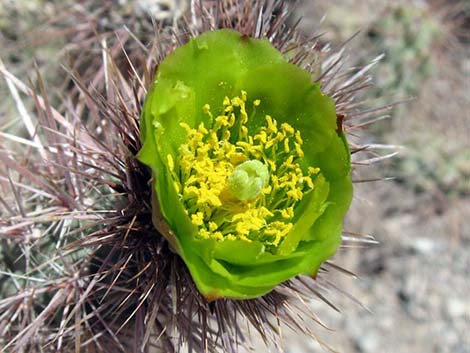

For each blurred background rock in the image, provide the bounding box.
[1,0,469,352]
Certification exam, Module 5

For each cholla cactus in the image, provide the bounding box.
[0,1,391,352]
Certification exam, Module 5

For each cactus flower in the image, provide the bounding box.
[138,29,353,300]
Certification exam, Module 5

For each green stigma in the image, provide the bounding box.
[227,160,269,201]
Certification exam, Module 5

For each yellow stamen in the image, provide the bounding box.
[173,91,321,248]
[167,154,175,171]
[191,212,205,226]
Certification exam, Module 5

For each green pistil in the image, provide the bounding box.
[227,160,269,201]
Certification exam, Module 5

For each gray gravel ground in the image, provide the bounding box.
[281,1,470,352]
[296,183,470,353]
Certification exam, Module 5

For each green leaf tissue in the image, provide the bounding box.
[138,29,353,300]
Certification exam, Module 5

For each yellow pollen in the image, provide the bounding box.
[284,138,290,153]
[203,104,211,115]
[281,123,295,135]
[280,207,294,219]
[171,91,321,249]
[167,154,175,171]
[308,166,320,175]
[191,212,205,226]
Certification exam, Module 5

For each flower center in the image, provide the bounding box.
[167,91,320,248]
[227,160,269,201]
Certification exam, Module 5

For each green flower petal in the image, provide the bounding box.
[236,63,337,158]
[138,29,353,300]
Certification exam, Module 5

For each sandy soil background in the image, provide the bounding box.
[0,1,469,352]
[292,1,470,352]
